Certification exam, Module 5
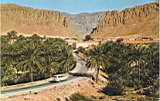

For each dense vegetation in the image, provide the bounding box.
[86,41,159,97]
[1,31,76,86]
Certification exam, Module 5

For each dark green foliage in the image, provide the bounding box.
[77,46,86,54]
[101,78,124,96]
[1,32,76,86]
[69,93,94,101]
[86,44,107,82]
[87,41,159,97]
[7,30,17,40]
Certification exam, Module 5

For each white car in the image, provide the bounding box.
[52,73,70,82]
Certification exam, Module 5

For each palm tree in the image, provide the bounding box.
[16,48,43,82]
[86,45,107,82]
[15,37,43,82]
[1,34,76,85]
[1,35,10,47]
[61,45,75,72]
[17,35,25,42]
[7,30,17,44]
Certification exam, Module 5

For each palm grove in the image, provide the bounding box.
[1,31,76,86]
[1,31,159,98]
[86,41,159,97]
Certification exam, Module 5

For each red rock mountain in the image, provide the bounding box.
[91,3,159,39]
[0,3,159,39]
[0,4,77,38]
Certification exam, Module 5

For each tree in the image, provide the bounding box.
[16,46,43,82]
[101,77,124,96]
[7,30,17,44]
[83,35,92,41]
[86,41,159,97]
[1,34,75,85]
[86,45,107,82]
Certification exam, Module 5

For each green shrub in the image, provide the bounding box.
[69,93,94,101]
[101,78,124,96]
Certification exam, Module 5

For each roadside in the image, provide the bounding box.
[2,78,97,101]
[1,77,54,92]
[2,78,153,101]
[1,77,87,98]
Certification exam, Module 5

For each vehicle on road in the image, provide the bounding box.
[52,73,70,82]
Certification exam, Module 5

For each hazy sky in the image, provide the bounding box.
[1,0,157,14]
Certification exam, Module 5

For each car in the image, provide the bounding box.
[52,73,70,82]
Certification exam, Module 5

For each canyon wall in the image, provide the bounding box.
[91,3,159,39]
[67,12,105,38]
[0,3,159,39]
[0,4,76,38]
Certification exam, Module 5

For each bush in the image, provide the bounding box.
[83,35,92,41]
[101,78,124,96]
[69,93,94,101]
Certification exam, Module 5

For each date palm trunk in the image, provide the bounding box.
[30,65,33,82]
[95,67,100,82]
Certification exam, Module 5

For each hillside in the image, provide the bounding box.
[91,3,159,39]
[67,12,105,38]
[0,3,159,39]
[0,4,77,38]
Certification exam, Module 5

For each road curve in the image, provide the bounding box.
[1,53,90,98]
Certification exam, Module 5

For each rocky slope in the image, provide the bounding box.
[0,4,77,38]
[67,12,105,38]
[0,3,159,39]
[91,3,159,39]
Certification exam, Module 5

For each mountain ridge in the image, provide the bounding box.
[0,2,159,39]
[0,3,77,38]
[91,2,159,39]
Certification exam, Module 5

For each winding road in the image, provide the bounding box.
[1,52,94,98]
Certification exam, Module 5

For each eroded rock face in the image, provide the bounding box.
[91,3,159,39]
[0,4,75,37]
[66,12,105,38]
[0,3,159,39]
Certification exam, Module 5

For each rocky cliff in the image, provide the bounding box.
[0,4,76,38]
[91,3,159,39]
[67,12,105,38]
[0,3,159,39]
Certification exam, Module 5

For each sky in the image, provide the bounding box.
[1,0,157,14]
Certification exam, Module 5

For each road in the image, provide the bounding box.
[70,53,95,75]
[1,52,91,98]
[69,53,88,74]
[1,76,87,98]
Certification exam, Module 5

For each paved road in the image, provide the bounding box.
[1,53,91,98]
[70,53,95,74]
[70,53,88,74]
[1,76,87,98]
